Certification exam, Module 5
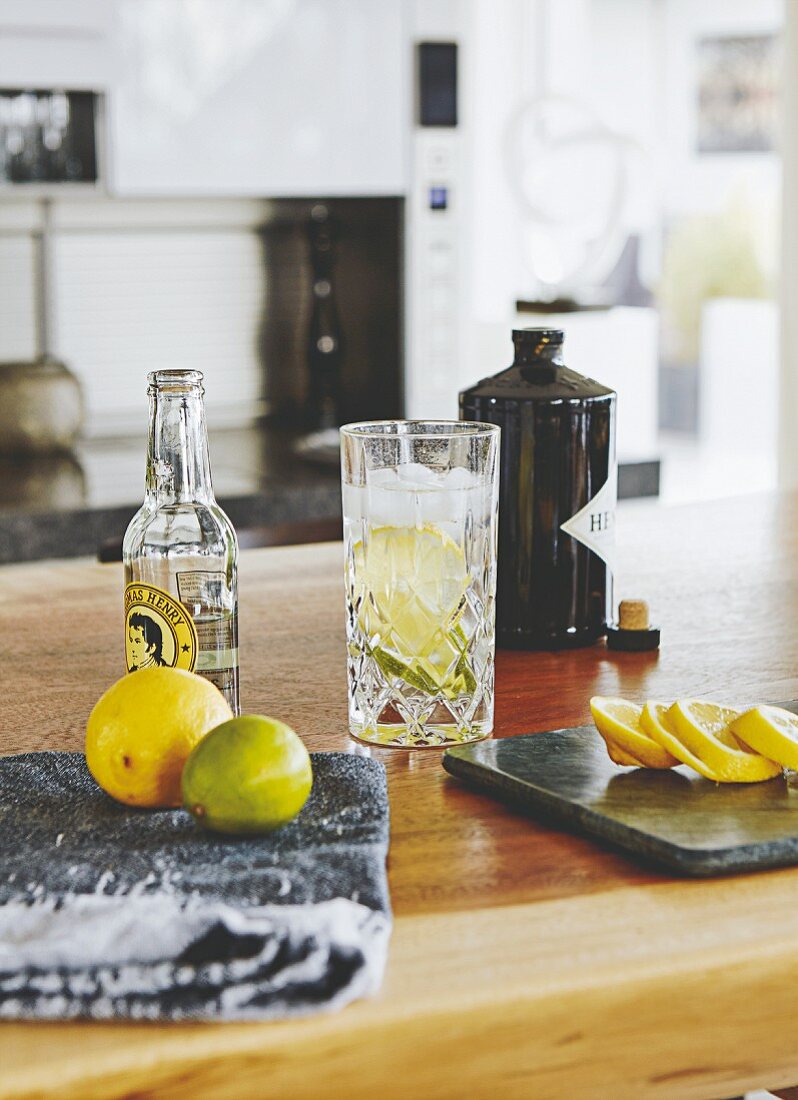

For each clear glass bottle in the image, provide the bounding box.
[122,370,240,713]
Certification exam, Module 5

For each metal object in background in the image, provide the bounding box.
[0,197,84,457]
[406,40,463,420]
[305,204,344,430]
[0,450,85,511]
[0,84,100,470]
[0,358,83,455]
[258,197,402,430]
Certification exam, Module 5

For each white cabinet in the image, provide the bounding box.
[0,0,408,196]
[109,0,408,196]
[0,1,113,88]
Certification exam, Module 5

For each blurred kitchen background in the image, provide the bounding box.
[0,0,789,562]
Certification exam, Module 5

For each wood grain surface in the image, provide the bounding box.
[3,492,798,1098]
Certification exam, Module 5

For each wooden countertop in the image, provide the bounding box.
[3,492,798,1098]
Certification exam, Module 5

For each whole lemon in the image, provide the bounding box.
[85,668,233,808]
[182,715,313,834]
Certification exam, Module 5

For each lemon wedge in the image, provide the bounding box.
[640,701,723,781]
[666,700,781,783]
[730,706,798,772]
[590,697,679,769]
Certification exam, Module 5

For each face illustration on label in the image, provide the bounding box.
[124,582,198,673]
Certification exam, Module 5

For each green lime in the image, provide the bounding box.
[181,715,313,835]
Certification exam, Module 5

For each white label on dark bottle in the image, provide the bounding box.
[560,464,617,574]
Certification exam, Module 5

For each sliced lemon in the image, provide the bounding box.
[640,701,723,782]
[353,525,476,698]
[603,739,647,768]
[590,697,679,769]
[666,700,781,783]
[730,706,798,772]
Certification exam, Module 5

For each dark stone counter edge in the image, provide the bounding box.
[0,461,659,566]
[0,483,343,565]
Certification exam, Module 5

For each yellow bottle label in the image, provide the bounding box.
[124,582,198,673]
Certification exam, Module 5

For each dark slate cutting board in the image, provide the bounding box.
[443,701,798,876]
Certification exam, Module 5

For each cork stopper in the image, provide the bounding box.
[606,599,660,652]
[618,600,649,631]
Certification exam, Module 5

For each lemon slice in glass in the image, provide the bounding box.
[354,524,474,697]
[590,696,679,769]
[666,700,781,783]
[730,706,798,772]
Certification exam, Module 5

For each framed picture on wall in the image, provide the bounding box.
[696,34,779,154]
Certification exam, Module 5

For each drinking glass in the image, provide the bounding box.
[341,420,500,748]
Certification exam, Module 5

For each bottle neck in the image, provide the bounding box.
[145,378,214,506]
[513,335,564,381]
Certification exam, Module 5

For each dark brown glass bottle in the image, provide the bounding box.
[460,328,616,649]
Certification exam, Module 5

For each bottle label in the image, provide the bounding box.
[560,464,617,574]
[124,582,198,673]
[175,570,225,609]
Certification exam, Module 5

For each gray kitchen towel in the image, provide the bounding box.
[0,751,391,1021]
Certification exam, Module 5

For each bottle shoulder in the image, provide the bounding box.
[207,500,238,540]
[122,499,238,562]
[461,363,615,402]
[125,497,232,524]
[122,503,152,552]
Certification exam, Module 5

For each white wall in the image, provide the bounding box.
[659,0,781,220]
[779,0,798,486]
[0,231,37,360]
[0,0,113,88]
[110,0,407,196]
[0,199,268,436]
[0,0,407,197]
[467,0,530,330]
[465,0,662,335]
[463,0,661,384]
[541,0,782,274]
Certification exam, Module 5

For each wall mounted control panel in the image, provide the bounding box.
[406,39,463,419]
